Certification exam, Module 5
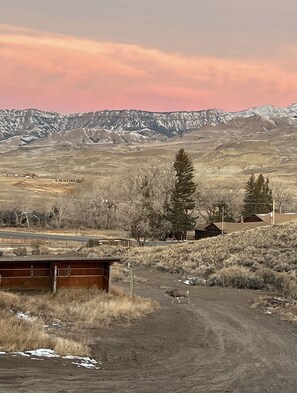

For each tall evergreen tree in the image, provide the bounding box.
[242,173,273,217]
[167,149,197,239]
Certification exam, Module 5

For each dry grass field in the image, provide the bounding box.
[0,286,158,355]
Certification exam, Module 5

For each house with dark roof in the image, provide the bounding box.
[194,212,297,240]
[243,213,297,225]
[194,221,267,240]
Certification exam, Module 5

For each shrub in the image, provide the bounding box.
[13,247,27,256]
[218,266,250,288]
[30,239,44,250]
[274,262,293,273]
[204,267,216,276]
[240,259,255,268]
[39,246,50,255]
[247,275,265,290]
[275,273,297,299]
[217,266,264,289]
[258,268,277,285]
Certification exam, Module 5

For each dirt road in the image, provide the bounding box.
[0,267,296,392]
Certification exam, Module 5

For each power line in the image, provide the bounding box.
[202,202,275,206]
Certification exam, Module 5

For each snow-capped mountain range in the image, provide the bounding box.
[0,103,296,145]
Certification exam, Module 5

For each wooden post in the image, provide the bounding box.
[52,265,57,294]
[108,264,112,293]
[129,262,135,302]
[221,205,225,235]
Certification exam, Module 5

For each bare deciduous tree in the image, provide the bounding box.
[8,196,35,227]
[196,181,242,223]
[49,195,72,229]
[74,178,119,229]
[271,181,296,213]
[116,166,174,244]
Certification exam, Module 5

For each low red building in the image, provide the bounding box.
[0,256,121,293]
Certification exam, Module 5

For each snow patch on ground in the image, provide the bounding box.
[0,349,100,369]
[14,311,37,322]
[64,355,99,369]
[25,349,58,357]
[182,277,207,286]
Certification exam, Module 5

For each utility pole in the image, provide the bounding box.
[128,262,135,302]
[221,205,224,235]
[272,199,276,225]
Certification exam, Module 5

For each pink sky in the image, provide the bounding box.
[0,22,296,113]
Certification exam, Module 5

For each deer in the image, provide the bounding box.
[165,289,190,304]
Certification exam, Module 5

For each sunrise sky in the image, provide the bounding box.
[0,0,296,113]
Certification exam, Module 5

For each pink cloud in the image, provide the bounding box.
[0,23,296,113]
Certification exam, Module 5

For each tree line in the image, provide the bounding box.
[0,149,296,244]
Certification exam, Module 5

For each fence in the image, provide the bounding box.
[87,238,132,248]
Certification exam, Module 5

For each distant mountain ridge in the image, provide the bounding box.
[0,103,296,145]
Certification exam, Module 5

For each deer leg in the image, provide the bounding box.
[171,297,176,304]
[177,297,181,303]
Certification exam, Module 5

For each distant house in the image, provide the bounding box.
[194,212,297,240]
[194,221,267,240]
[243,213,297,225]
